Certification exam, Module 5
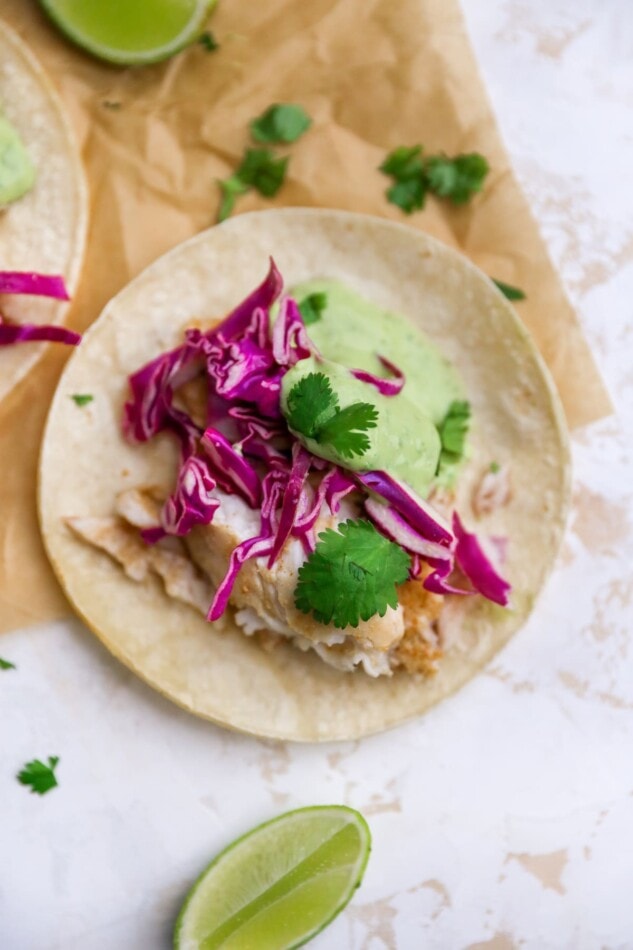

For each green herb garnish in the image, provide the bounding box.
[298,292,328,326]
[380,146,427,213]
[380,146,489,212]
[250,104,311,144]
[0,657,16,670]
[425,153,489,204]
[198,31,219,52]
[295,519,410,628]
[217,149,288,222]
[492,278,526,301]
[489,461,500,473]
[438,400,471,461]
[70,394,93,407]
[286,372,378,459]
[17,756,59,796]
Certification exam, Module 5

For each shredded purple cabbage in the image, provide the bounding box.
[351,355,405,396]
[0,270,78,348]
[0,271,70,299]
[452,512,511,607]
[124,260,510,621]
[0,323,80,346]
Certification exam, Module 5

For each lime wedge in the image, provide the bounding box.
[174,805,371,950]
[38,0,217,66]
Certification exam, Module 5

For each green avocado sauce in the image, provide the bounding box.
[0,113,36,208]
[280,280,466,498]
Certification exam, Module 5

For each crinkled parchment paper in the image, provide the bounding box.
[0,0,609,633]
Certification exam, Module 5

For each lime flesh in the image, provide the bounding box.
[38,0,217,66]
[174,805,371,950]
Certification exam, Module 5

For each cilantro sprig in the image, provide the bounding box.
[198,31,219,52]
[492,278,526,301]
[250,104,311,144]
[298,292,328,326]
[218,149,289,222]
[380,145,489,213]
[17,756,60,796]
[295,519,410,628]
[70,393,93,407]
[217,104,311,222]
[438,400,471,463]
[0,657,16,670]
[286,372,378,459]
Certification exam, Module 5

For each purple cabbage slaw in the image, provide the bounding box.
[0,270,79,347]
[123,259,511,620]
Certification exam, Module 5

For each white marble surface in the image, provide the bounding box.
[2,2,632,948]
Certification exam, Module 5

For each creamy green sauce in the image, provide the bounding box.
[280,280,466,498]
[0,113,36,208]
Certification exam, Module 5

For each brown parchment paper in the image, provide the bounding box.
[0,0,609,635]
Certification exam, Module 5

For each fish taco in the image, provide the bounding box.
[39,209,570,741]
[0,18,87,402]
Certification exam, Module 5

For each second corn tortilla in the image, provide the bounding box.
[39,209,570,742]
[0,18,87,403]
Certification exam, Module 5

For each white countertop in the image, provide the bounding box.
[2,2,632,948]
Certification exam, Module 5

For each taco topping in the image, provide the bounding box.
[0,113,36,208]
[0,271,80,347]
[116,260,510,659]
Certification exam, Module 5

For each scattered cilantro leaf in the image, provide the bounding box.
[286,372,338,437]
[380,146,489,212]
[237,148,288,197]
[70,394,93,407]
[217,175,250,222]
[492,278,526,301]
[198,30,219,52]
[295,519,410,628]
[0,657,16,670]
[298,292,328,326]
[489,461,500,474]
[17,756,59,796]
[386,177,427,214]
[438,400,471,460]
[317,402,378,459]
[217,149,289,222]
[250,104,311,144]
[425,153,489,204]
[380,145,427,213]
[379,145,424,179]
[286,372,378,459]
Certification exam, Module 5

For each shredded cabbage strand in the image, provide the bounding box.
[0,270,79,347]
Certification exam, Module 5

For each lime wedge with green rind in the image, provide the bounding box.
[174,805,371,949]
[38,0,218,66]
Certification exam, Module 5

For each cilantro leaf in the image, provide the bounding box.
[380,145,424,179]
[380,146,427,213]
[217,175,250,223]
[438,400,471,460]
[285,372,378,459]
[0,656,16,670]
[70,393,93,407]
[295,519,410,628]
[217,149,289,222]
[250,104,311,144]
[286,372,339,437]
[386,177,427,214]
[489,461,500,473]
[317,402,378,459]
[17,756,60,796]
[237,148,288,197]
[425,153,489,204]
[298,292,328,326]
[198,31,219,52]
[492,278,526,301]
